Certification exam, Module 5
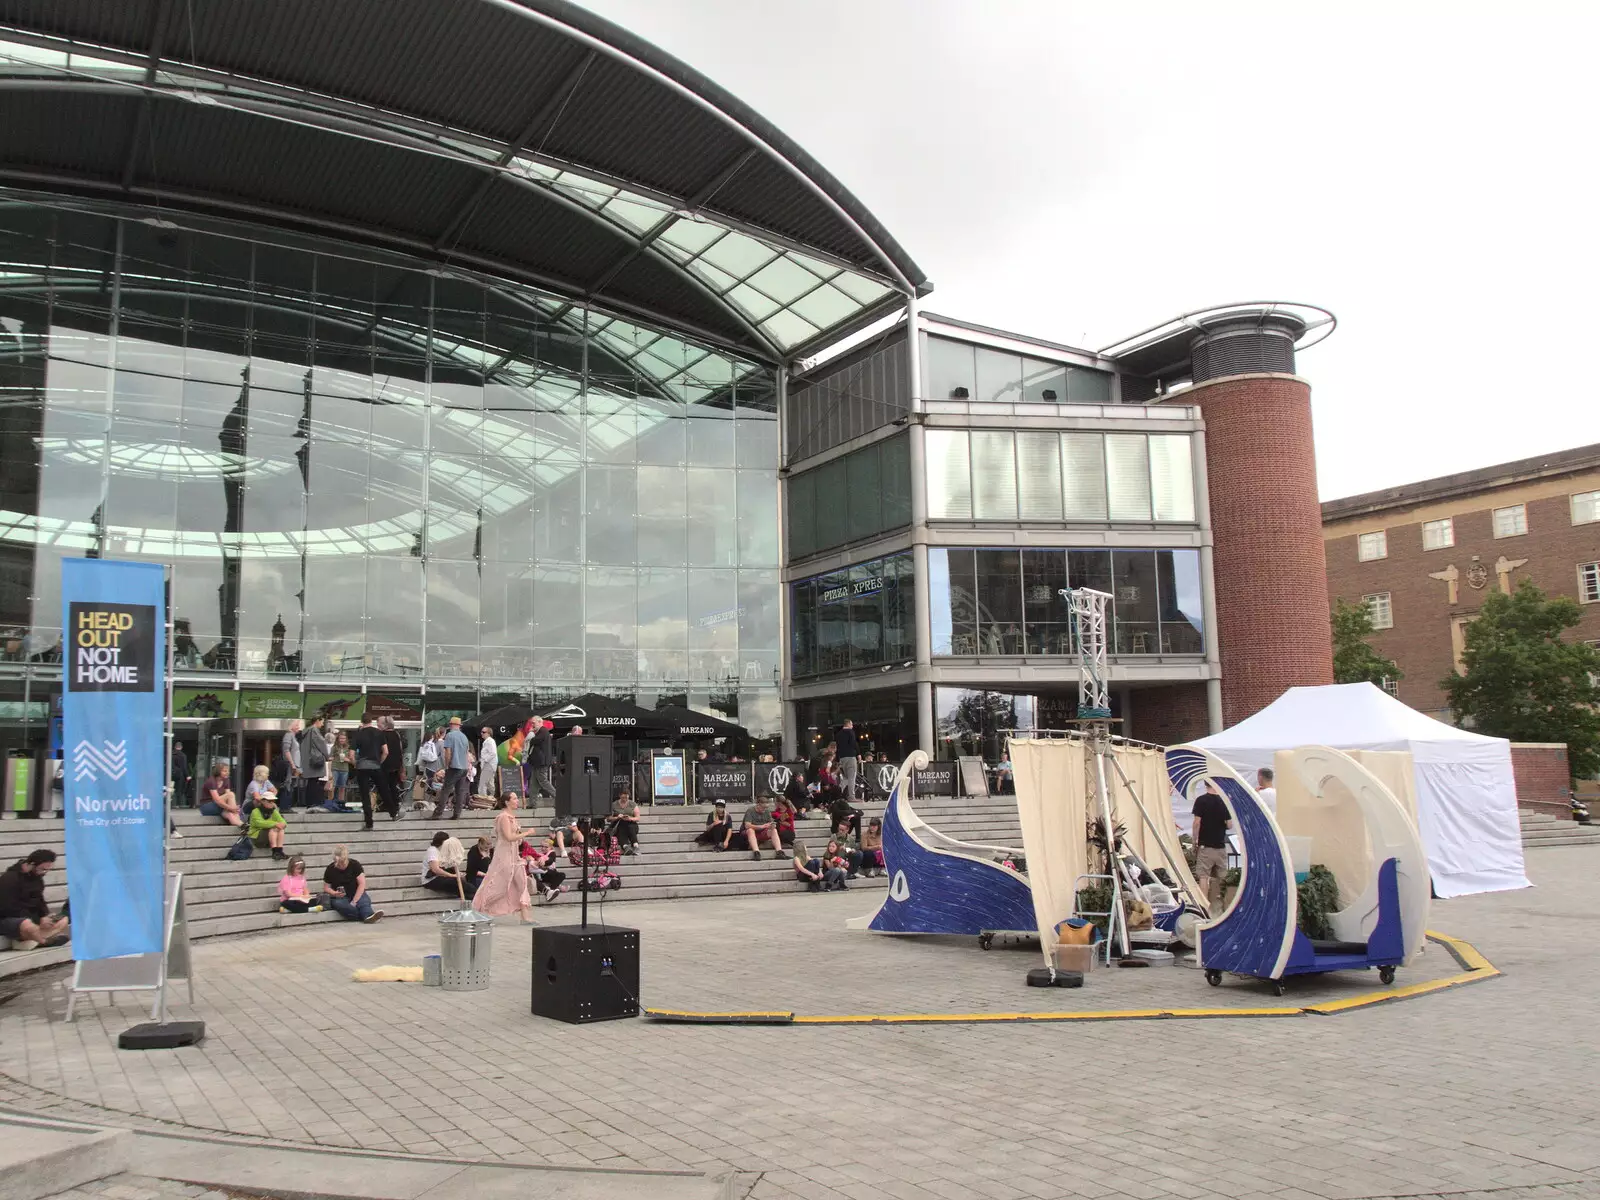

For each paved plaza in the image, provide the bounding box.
[1,845,1598,1200]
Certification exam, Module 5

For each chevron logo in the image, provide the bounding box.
[73,739,128,783]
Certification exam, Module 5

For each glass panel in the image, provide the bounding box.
[738,569,780,659]
[1067,366,1114,405]
[532,564,581,649]
[883,552,914,665]
[1021,358,1068,404]
[1061,433,1107,520]
[585,566,637,651]
[637,567,688,649]
[925,429,971,520]
[785,470,815,560]
[928,548,953,656]
[1111,550,1159,654]
[790,578,816,677]
[945,548,979,656]
[480,561,536,673]
[974,348,1024,404]
[845,443,883,543]
[1067,549,1113,605]
[1148,433,1196,522]
[974,549,1023,654]
[1021,550,1069,654]
[688,467,738,567]
[687,414,736,467]
[812,457,848,551]
[736,469,779,566]
[1105,433,1152,521]
[736,415,778,469]
[881,433,912,530]
[970,431,1017,520]
[813,568,850,673]
[366,556,423,673]
[585,466,637,565]
[1016,431,1064,520]
[636,465,687,566]
[688,569,738,654]
[849,561,886,668]
[1157,549,1204,654]
[426,559,479,678]
[924,336,976,401]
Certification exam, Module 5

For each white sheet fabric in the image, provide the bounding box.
[1185,683,1528,898]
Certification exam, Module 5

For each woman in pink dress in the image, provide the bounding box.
[473,792,535,922]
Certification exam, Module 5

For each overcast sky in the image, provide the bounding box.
[581,0,1599,500]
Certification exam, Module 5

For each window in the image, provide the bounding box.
[1380,676,1399,698]
[1422,518,1454,550]
[1580,562,1600,604]
[1364,592,1393,630]
[1492,504,1527,538]
[1572,490,1600,525]
[1357,531,1387,561]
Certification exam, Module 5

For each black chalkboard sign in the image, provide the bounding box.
[695,762,753,802]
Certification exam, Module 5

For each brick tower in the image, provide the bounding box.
[1185,309,1334,725]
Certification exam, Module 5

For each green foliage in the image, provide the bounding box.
[1443,581,1600,779]
[1296,865,1340,941]
[1075,883,1113,932]
[1331,598,1402,686]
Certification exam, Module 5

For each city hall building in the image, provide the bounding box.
[0,1,1338,798]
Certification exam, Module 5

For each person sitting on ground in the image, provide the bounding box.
[277,856,320,914]
[321,845,382,923]
[859,816,886,878]
[519,838,567,902]
[0,850,69,948]
[821,839,851,890]
[737,796,784,860]
[772,792,797,848]
[249,788,288,861]
[421,830,466,895]
[607,790,641,856]
[466,835,494,895]
[696,802,732,849]
[199,762,241,826]
[792,839,829,892]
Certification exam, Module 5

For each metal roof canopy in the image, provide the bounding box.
[1100,302,1335,384]
[0,0,928,365]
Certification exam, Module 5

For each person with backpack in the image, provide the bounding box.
[415,727,442,809]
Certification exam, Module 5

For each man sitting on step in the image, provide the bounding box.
[320,844,383,924]
[0,849,70,949]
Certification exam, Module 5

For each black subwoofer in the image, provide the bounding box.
[531,924,639,1023]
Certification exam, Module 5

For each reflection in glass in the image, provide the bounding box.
[1112,550,1159,654]
[974,348,1024,404]
[1149,433,1196,522]
[6,196,780,726]
[1158,549,1205,653]
[974,550,1022,654]
[971,432,1018,521]
[1021,550,1069,654]
[924,335,975,401]
[1105,434,1152,521]
[925,430,971,520]
[789,551,913,677]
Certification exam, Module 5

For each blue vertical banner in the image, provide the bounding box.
[61,559,167,961]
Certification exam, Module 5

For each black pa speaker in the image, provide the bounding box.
[531,924,639,1023]
[556,734,613,818]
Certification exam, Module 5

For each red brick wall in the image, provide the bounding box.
[1131,682,1211,747]
[1179,375,1333,726]
[1510,743,1571,818]
[1324,491,1600,716]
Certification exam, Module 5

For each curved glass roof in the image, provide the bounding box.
[0,1,927,363]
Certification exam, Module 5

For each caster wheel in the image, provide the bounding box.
[979,933,993,951]
[1205,970,1222,987]
[1270,980,1287,997]
[1379,965,1396,985]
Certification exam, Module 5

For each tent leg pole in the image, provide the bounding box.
[1091,733,1128,958]
[1108,753,1206,914]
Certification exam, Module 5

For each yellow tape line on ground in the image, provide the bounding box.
[642,931,1499,1027]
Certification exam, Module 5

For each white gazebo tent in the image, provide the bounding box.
[1188,683,1530,898]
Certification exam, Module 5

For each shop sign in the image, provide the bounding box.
[864,761,902,798]
[912,760,958,796]
[820,577,884,604]
[239,689,303,720]
[755,762,807,797]
[695,762,753,801]
[696,605,745,628]
[173,688,238,719]
[304,692,366,723]
[367,694,422,722]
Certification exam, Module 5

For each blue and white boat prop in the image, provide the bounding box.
[1165,743,1429,994]
[846,751,1035,937]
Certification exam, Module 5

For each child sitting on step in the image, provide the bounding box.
[277,856,321,914]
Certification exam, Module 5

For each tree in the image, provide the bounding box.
[1331,598,1401,686]
[1442,581,1600,779]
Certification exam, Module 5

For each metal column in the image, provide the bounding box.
[905,294,934,756]
[1193,426,1224,734]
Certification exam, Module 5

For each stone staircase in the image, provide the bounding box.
[1519,809,1600,848]
[0,790,1026,978]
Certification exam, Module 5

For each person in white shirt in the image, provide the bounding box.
[415,729,442,808]
[478,729,498,798]
[1256,767,1278,815]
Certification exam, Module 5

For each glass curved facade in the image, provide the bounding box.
[0,196,781,735]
